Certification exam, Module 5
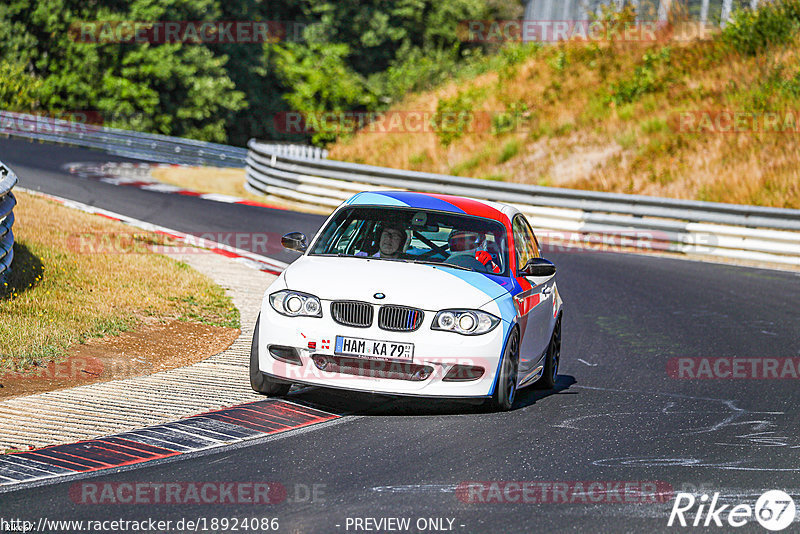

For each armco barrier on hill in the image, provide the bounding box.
[0,110,331,169]
[0,110,247,168]
[246,139,800,266]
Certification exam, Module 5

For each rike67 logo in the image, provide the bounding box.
[668,490,796,531]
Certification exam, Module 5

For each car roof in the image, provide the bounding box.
[345,191,520,224]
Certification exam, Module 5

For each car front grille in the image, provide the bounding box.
[378,305,424,332]
[331,301,373,328]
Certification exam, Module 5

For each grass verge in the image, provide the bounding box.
[0,191,239,373]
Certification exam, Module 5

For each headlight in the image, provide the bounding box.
[431,309,500,335]
[269,290,323,317]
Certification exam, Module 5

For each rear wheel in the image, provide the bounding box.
[485,329,519,412]
[535,316,561,390]
[250,314,291,396]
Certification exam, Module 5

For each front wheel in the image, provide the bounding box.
[485,329,519,412]
[535,315,561,390]
[250,313,291,396]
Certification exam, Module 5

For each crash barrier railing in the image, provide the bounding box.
[0,160,17,280]
[523,0,770,31]
[246,139,800,266]
[0,110,253,167]
[0,110,327,167]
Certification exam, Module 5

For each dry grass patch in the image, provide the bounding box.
[150,166,256,201]
[0,191,239,372]
[329,16,800,209]
[150,166,331,214]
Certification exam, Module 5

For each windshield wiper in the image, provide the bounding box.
[409,259,471,271]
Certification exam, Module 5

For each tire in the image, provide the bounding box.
[485,329,519,412]
[535,315,561,390]
[250,313,291,396]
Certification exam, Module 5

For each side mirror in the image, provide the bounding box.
[281,232,308,253]
[519,257,556,277]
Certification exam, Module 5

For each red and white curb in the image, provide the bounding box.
[65,162,288,210]
[0,399,339,489]
[18,187,287,275]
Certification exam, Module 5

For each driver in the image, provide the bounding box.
[357,223,408,259]
[377,224,407,258]
[448,230,501,273]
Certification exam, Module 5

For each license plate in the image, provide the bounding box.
[334,336,414,361]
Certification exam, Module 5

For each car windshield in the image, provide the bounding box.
[310,206,509,275]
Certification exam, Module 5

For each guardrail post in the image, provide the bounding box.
[721,0,733,26]
[700,0,710,25]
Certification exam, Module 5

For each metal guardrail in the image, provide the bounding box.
[2,107,797,267]
[524,0,769,32]
[0,110,328,168]
[0,161,17,280]
[0,110,247,167]
[246,139,800,266]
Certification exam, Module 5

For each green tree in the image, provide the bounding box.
[0,0,246,143]
[0,61,43,111]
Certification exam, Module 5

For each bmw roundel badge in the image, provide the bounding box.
[374,292,386,300]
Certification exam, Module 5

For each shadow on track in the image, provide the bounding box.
[285,374,577,417]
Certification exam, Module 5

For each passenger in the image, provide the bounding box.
[448,230,501,273]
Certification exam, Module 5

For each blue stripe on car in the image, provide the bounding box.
[347,192,409,207]
[435,268,508,302]
[434,268,517,397]
[364,191,467,213]
[488,324,515,397]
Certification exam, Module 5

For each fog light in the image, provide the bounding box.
[443,365,485,382]
[412,367,432,381]
[268,345,302,365]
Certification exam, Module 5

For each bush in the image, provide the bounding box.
[0,61,42,111]
[722,0,800,55]
[608,47,672,105]
[434,86,487,146]
[491,100,529,135]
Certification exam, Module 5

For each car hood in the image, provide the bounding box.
[284,256,511,311]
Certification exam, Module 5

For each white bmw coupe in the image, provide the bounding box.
[250,191,563,410]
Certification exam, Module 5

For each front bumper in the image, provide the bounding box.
[257,301,508,398]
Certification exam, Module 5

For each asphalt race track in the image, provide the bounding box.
[2,137,800,533]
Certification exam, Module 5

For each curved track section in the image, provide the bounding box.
[1,138,799,532]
